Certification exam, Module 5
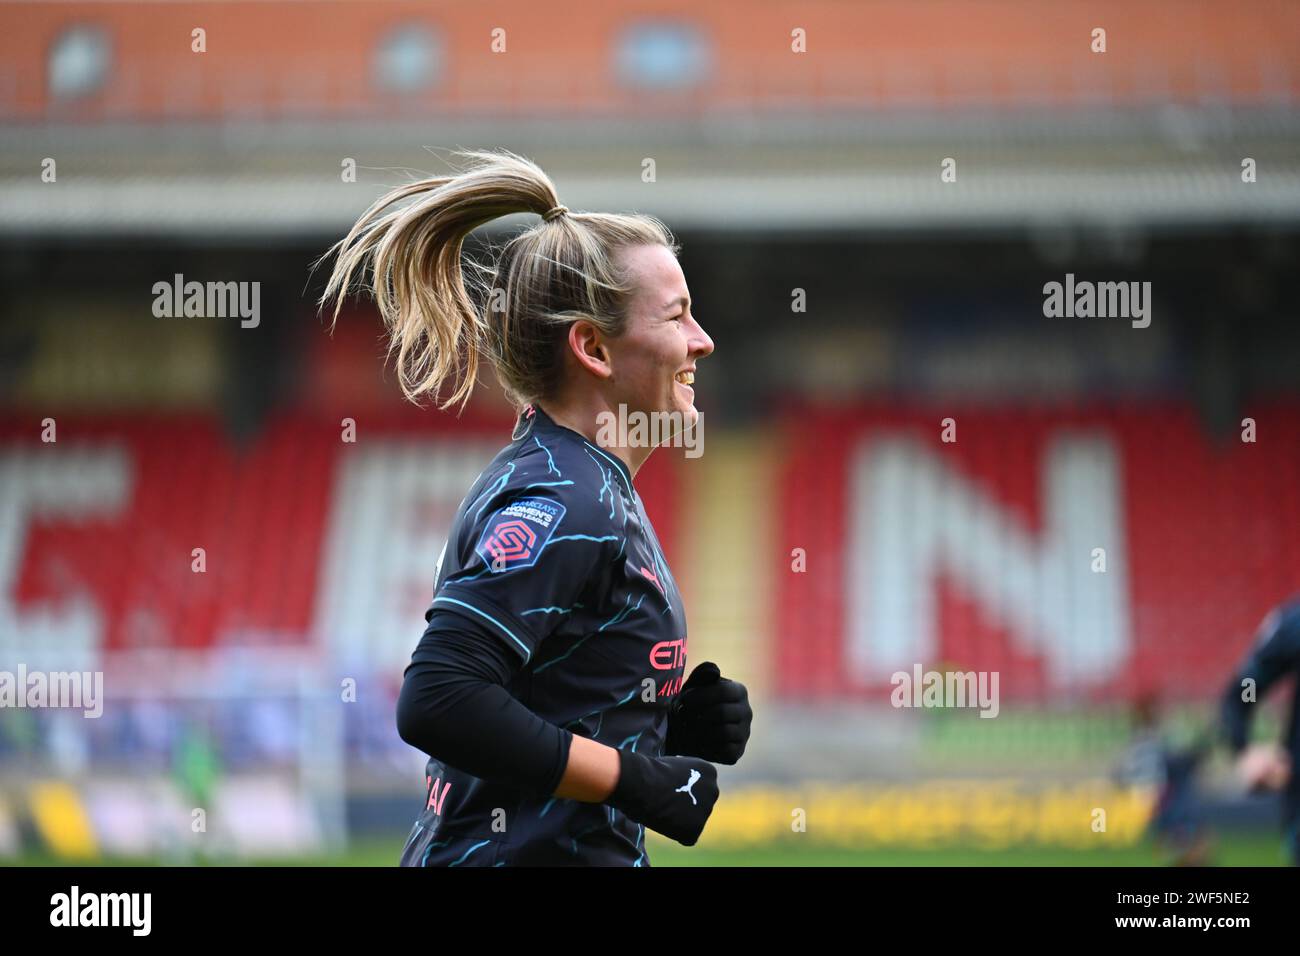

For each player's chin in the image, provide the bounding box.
[667,401,699,432]
[671,379,698,414]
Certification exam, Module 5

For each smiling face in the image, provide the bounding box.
[604,243,714,428]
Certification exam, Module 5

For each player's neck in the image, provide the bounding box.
[535,398,650,480]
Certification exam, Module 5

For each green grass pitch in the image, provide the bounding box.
[8,834,1290,867]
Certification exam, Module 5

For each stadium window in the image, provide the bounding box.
[613,21,710,91]
[48,25,111,99]
[373,24,443,94]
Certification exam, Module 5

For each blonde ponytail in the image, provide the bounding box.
[317,149,678,410]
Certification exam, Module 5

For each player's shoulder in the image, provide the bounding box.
[461,430,618,541]
[443,432,619,581]
[1245,597,1300,658]
[1269,597,1300,635]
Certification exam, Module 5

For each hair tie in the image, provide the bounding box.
[542,204,569,222]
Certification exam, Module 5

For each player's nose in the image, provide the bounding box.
[687,314,714,359]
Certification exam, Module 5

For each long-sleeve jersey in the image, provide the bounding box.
[1221,598,1300,758]
[397,404,688,866]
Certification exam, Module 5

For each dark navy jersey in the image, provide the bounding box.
[1222,595,1300,860]
[399,404,688,866]
[1223,597,1300,755]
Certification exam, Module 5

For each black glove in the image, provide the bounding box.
[606,749,719,846]
[664,661,752,764]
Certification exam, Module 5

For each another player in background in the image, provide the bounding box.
[318,149,752,865]
[1220,596,1300,865]
[1114,694,1214,865]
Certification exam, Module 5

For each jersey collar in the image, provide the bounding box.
[517,403,635,494]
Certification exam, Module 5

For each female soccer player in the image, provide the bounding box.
[319,149,753,866]
[1221,596,1300,865]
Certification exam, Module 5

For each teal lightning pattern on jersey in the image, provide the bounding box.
[399,405,688,866]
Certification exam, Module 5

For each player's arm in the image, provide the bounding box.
[396,611,718,844]
[555,735,620,801]
[1220,604,1300,790]
[1220,604,1300,754]
[396,611,576,797]
[394,615,634,802]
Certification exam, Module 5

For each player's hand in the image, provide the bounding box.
[1236,743,1291,792]
[664,661,752,765]
[606,750,719,846]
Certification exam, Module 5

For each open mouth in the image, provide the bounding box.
[674,370,695,403]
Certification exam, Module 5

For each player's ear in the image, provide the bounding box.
[567,319,613,381]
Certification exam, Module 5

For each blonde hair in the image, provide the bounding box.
[316,148,679,410]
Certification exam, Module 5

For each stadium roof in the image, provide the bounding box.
[2,109,1299,237]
